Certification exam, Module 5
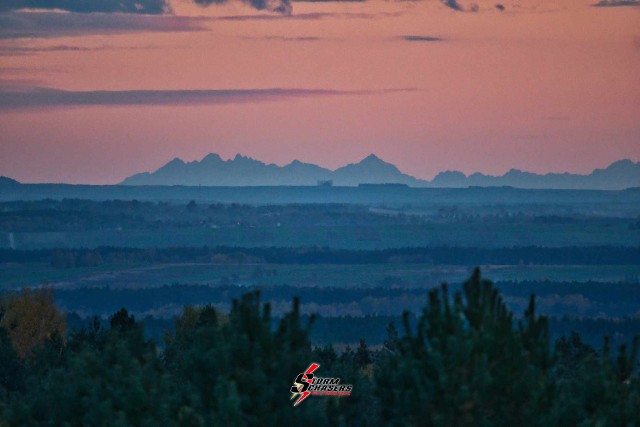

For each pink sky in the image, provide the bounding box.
[0,0,639,184]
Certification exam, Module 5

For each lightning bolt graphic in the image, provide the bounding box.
[292,363,320,407]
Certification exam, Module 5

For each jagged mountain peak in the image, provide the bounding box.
[338,154,400,172]
[602,159,636,170]
[233,153,255,161]
[156,157,186,171]
[0,176,20,186]
[201,153,223,163]
[360,153,384,163]
[168,157,185,165]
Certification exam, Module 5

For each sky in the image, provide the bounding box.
[0,0,638,184]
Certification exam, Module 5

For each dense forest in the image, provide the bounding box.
[51,280,640,314]
[2,245,639,266]
[53,282,640,347]
[1,199,637,232]
[1,197,638,425]
[2,199,638,249]
[1,270,638,426]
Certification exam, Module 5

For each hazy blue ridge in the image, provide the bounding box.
[117,154,640,190]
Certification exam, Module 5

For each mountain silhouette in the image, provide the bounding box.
[120,153,420,187]
[0,176,20,186]
[119,154,640,190]
[431,159,640,190]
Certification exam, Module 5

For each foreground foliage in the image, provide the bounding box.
[0,270,638,426]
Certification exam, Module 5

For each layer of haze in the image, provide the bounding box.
[0,0,638,184]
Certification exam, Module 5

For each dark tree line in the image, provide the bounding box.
[1,270,639,426]
[1,245,638,266]
[0,199,428,233]
[53,279,640,312]
[4,199,632,234]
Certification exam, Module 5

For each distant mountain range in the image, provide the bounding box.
[120,154,423,187]
[431,159,640,190]
[118,154,640,190]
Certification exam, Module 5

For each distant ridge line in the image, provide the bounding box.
[117,154,640,190]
